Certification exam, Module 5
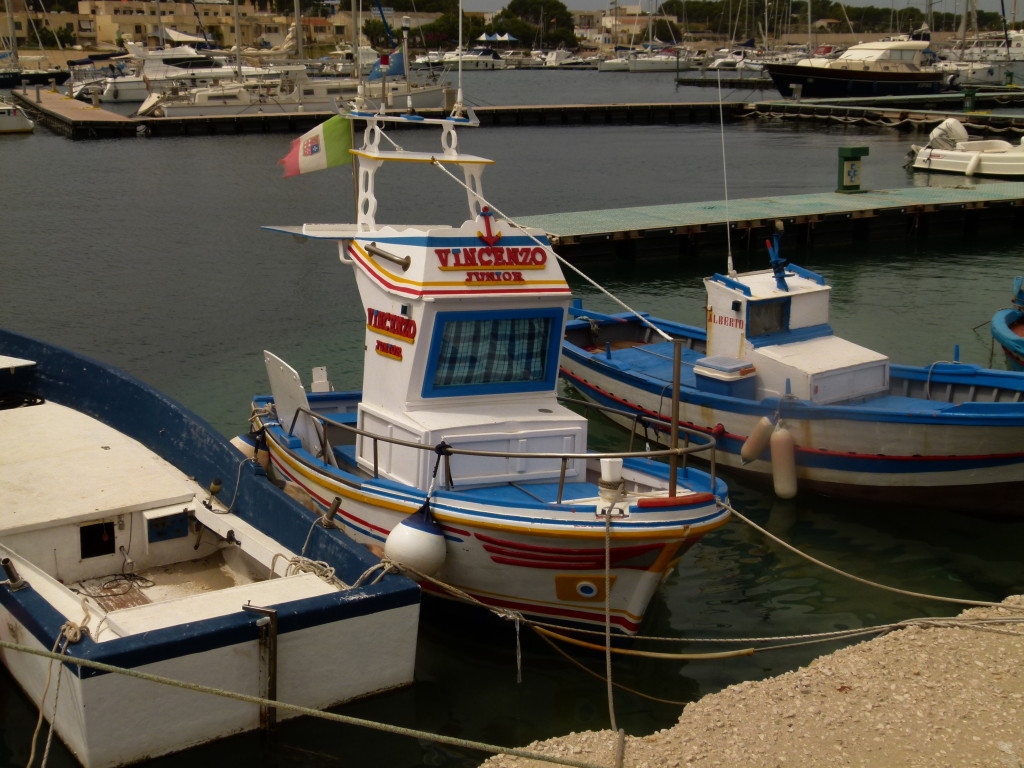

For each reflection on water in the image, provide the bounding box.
[4,72,1024,767]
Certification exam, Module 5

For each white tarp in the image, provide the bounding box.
[160,27,210,44]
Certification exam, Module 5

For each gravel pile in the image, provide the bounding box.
[481,596,1024,768]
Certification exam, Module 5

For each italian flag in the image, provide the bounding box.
[279,115,353,178]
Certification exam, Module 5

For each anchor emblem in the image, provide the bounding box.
[476,207,502,246]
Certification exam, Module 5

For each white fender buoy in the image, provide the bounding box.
[230,433,256,459]
[740,416,775,464]
[384,502,447,576]
[965,152,982,177]
[229,432,270,471]
[769,424,798,500]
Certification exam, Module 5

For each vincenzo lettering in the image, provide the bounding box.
[434,247,547,270]
[367,308,415,361]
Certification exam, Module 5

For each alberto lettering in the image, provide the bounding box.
[708,310,745,329]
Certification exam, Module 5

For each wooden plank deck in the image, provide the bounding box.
[517,181,1024,258]
[11,85,139,138]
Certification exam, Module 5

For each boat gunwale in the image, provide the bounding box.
[563,312,1024,425]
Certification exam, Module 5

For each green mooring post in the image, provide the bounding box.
[837,146,870,194]
[963,87,978,111]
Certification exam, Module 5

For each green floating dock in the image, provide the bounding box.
[517,181,1024,259]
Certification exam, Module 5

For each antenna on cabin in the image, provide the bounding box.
[768,219,788,291]
[716,71,735,276]
[452,0,465,117]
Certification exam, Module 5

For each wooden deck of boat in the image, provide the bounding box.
[517,181,1024,259]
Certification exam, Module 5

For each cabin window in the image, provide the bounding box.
[80,521,116,559]
[423,308,563,397]
[747,298,789,338]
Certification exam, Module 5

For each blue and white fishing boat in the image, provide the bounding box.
[992,276,1024,371]
[561,233,1024,512]
[241,109,730,636]
[0,328,419,768]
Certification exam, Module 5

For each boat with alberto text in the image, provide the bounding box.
[236,105,731,635]
[561,229,1024,513]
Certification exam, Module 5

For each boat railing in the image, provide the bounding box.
[281,402,717,503]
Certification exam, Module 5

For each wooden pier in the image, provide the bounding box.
[11,87,746,139]
[517,182,1024,260]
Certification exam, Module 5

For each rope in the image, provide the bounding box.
[269,552,350,590]
[723,500,1021,611]
[602,507,617,737]
[0,639,609,768]
[25,604,87,768]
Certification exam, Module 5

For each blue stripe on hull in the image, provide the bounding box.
[562,368,1024,480]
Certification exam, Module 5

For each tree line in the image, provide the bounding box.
[31,0,1015,51]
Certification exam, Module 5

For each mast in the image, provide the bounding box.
[294,0,304,61]
[453,0,464,115]
[233,0,242,79]
[4,0,19,71]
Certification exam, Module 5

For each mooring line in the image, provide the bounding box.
[721,501,1024,611]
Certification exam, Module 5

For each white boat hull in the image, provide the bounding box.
[911,141,1024,177]
[0,100,33,133]
[561,358,1024,508]
[258,415,728,635]
[0,603,416,768]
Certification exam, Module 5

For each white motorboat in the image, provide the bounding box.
[322,43,382,76]
[136,71,450,117]
[0,96,33,133]
[0,328,419,768]
[626,47,694,72]
[72,42,305,103]
[440,47,508,70]
[908,117,1024,177]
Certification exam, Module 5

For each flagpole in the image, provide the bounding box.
[453,0,464,117]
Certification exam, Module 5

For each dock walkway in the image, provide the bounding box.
[518,182,1024,259]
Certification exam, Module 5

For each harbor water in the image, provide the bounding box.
[2,69,1024,767]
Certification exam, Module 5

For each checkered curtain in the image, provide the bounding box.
[434,317,551,388]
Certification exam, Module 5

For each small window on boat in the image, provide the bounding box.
[747,298,789,338]
[80,521,116,559]
[423,308,563,397]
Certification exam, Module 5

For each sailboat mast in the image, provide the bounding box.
[4,0,18,70]
[233,0,242,79]
[454,0,464,114]
[294,0,304,61]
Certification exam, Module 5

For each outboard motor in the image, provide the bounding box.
[928,117,969,149]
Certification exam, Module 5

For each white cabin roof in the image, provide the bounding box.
[0,401,196,535]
